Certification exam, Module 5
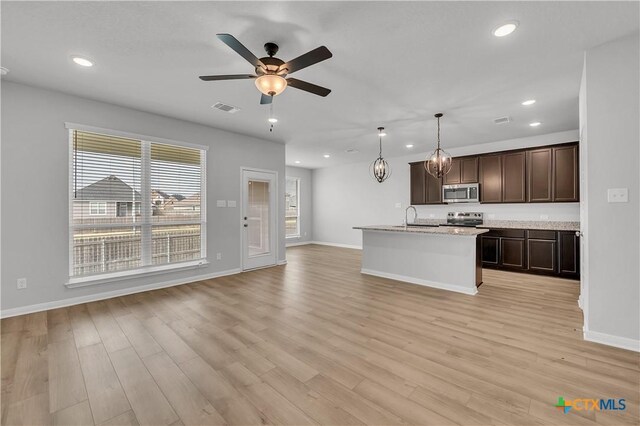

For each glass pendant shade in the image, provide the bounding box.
[424,112,452,178]
[370,127,391,183]
[255,75,287,96]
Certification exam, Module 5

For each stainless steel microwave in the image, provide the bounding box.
[442,183,480,203]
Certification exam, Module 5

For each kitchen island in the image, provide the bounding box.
[353,225,489,295]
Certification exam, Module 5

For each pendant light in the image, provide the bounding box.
[424,113,452,178]
[370,127,391,183]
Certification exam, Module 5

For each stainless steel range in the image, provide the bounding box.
[443,212,484,227]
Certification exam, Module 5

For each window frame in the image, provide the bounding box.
[66,123,208,286]
[285,176,301,239]
[89,201,107,216]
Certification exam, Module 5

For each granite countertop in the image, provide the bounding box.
[412,218,580,232]
[479,220,580,231]
[353,225,489,236]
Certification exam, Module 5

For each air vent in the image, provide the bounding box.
[493,116,511,125]
[345,148,359,154]
[212,102,240,113]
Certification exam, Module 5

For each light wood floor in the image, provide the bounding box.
[2,245,639,426]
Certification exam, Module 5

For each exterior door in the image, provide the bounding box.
[242,169,277,270]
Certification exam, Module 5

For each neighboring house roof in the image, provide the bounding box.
[76,175,141,201]
[172,193,200,208]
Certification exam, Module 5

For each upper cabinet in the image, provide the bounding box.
[527,148,553,202]
[502,151,526,203]
[444,156,478,185]
[410,162,426,205]
[526,144,579,203]
[479,154,503,203]
[553,145,579,202]
[415,142,579,205]
[409,161,443,205]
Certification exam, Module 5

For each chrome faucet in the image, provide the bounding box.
[405,205,417,228]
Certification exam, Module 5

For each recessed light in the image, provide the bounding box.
[405,144,414,149]
[294,160,301,164]
[71,56,94,67]
[0,67,9,76]
[268,117,278,123]
[522,99,536,106]
[529,121,541,127]
[323,154,331,158]
[493,21,519,37]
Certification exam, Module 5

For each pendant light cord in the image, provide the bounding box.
[378,132,383,157]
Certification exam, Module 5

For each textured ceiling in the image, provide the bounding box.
[2,1,638,168]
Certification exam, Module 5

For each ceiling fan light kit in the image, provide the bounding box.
[199,33,332,106]
[424,113,453,178]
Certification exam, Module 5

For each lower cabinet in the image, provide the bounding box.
[481,228,579,279]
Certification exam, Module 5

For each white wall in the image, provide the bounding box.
[313,130,580,248]
[582,32,640,349]
[285,166,313,245]
[1,81,286,315]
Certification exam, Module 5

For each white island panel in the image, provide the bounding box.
[357,228,485,295]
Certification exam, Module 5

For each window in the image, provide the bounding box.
[70,128,206,280]
[89,202,107,215]
[285,177,300,238]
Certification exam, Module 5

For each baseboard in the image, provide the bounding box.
[277,259,288,265]
[285,241,313,247]
[0,268,242,319]
[361,268,478,296]
[311,241,363,250]
[584,330,640,352]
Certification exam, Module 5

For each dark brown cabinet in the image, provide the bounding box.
[444,156,478,185]
[527,230,557,273]
[558,231,580,278]
[502,151,526,203]
[479,155,503,203]
[411,142,578,205]
[553,145,579,202]
[480,229,527,271]
[482,228,579,279]
[410,162,426,205]
[409,161,442,205]
[527,148,553,202]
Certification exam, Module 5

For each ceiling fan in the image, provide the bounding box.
[199,33,333,105]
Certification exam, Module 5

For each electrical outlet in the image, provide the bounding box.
[216,253,222,260]
[17,278,27,290]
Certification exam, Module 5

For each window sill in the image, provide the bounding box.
[66,259,209,288]
[286,235,301,239]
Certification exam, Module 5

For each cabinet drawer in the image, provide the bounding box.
[527,230,556,240]
[488,229,525,238]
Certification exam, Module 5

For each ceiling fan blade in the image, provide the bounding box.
[286,78,331,97]
[260,94,273,105]
[282,46,332,74]
[216,33,265,69]
[199,74,256,81]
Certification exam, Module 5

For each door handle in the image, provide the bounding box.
[244,224,248,227]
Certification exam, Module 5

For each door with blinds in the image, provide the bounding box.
[70,128,206,279]
[241,169,277,270]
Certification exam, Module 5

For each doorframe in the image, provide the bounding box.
[239,167,279,271]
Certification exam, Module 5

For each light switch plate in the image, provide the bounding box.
[216,200,227,207]
[227,200,237,208]
[607,188,628,203]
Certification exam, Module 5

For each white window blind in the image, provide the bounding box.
[70,129,206,279]
[285,177,300,238]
